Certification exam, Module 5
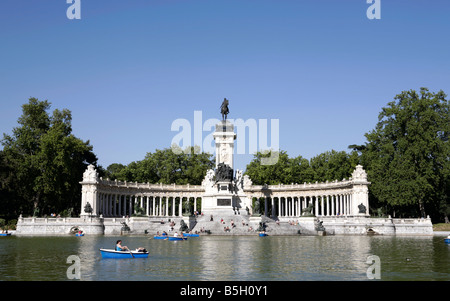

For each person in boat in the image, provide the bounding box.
[116,240,146,252]
[116,240,130,251]
[173,232,179,237]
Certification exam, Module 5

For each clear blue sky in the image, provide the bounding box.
[1,0,449,172]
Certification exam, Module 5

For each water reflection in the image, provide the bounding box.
[0,235,448,281]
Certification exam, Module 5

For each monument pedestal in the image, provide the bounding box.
[298,217,317,235]
[200,117,251,219]
[201,194,249,218]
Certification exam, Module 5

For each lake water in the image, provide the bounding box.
[0,234,449,281]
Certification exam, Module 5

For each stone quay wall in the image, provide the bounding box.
[15,215,433,236]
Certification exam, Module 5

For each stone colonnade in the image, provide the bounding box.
[96,192,202,218]
[244,165,371,218]
[248,193,354,218]
[80,165,204,218]
[80,164,370,218]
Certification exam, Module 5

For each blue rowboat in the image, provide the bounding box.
[259,233,268,237]
[183,233,199,237]
[75,233,84,237]
[0,233,11,237]
[168,236,187,241]
[100,249,149,259]
[444,238,450,244]
[153,235,168,240]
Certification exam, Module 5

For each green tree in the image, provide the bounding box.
[103,163,126,180]
[115,146,214,185]
[362,88,449,220]
[245,150,293,185]
[310,150,359,182]
[0,150,20,220]
[245,149,357,185]
[1,98,98,217]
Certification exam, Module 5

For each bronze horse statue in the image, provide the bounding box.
[221,98,229,120]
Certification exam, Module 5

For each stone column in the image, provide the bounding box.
[129,195,133,217]
[338,194,342,216]
[80,164,100,217]
[326,195,330,216]
[271,198,275,218]
[351,165,370,216]
[342,194,347,216]
[349,194,353,216]
[344,194,348,216]
[331,195,335,216]
[319,196,323,216]
[121,195,125,217]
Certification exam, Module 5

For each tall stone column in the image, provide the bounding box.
[320,196,324,216]
[165,197,169,216]
[331,195,335,216]
[80,164,100,217]
[214,120,236,170]
[351,165,371,216]
[129,195,133,217]
[325,195,329,216]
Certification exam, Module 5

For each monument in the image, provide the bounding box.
[201,98,251,217]
[15,97,433,236]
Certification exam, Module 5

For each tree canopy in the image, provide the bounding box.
[0,98,97,218]
[103,145,214,185]
[245,149,359,185]
[361,88,449,220]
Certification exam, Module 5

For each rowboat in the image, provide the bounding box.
[445,236,450,244]
[183,233,199,237]
[0,233,11,237]
[259,233,268,237]
[153,235,168,240]
[75,233,84,237]
[100,248,149,259]
[168,236,187,241]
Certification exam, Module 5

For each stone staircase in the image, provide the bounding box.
[132,215,318,236]
[189,214,306,236]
